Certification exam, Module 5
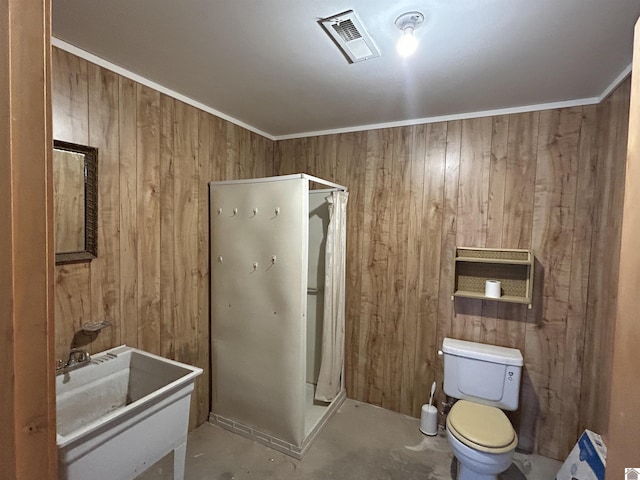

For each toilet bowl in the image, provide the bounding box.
[440,338,523,480]
[446,400,517,480]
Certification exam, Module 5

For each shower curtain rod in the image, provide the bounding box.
[209,174,348,192]
[301,174,347,192]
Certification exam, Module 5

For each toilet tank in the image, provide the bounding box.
[442,338,523,411]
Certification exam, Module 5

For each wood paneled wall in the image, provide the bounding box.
[52,47,273,428]
[581,81,630,438]
[274,81,630,460]
[1,1,56,477]
[606,19,640,475]
[52,46,630,461]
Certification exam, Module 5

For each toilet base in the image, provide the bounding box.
[447,428,513,480]
[456,460,498,480]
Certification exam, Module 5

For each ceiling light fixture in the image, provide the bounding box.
[395,11,424,58]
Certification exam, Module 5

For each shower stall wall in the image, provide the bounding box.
[208,174,348,458]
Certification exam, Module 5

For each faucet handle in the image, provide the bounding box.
[68,348,90,363]
[56,348,91,375]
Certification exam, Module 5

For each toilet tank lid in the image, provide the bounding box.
[443,338,523,366]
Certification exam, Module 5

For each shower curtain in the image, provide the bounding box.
[315,190,348,402]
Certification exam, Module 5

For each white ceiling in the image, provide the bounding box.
[52,0,640,139]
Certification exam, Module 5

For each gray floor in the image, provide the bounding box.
[139,399,560,480]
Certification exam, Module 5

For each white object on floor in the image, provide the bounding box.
[420,404,439,435]
[555,430,606,480]
[421,381,438,435]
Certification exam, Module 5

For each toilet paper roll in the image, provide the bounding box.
[485,280,501,298]
[420,404,438,436]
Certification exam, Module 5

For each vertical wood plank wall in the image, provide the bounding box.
[606,18,640,475]
[581,81,631,439]
[1,0,57,477]
[51,47,274,428]
[52,46,629,461]
[274,81,630,460]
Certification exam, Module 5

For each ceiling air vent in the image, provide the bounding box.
[320,10,381,63]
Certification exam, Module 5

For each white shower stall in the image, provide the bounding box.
[208,174,348,458]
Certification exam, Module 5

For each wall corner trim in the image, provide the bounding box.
[598,63,633,103]
[52,36,633,142]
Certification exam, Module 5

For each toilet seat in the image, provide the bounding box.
[446,400,517,454]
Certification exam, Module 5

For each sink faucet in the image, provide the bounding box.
[56,348,91,374]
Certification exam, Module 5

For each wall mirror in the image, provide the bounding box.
[53,140,98,265]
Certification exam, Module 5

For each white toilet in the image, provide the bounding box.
[441,337,524,480]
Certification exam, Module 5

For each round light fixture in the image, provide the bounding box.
[395,11,424,57]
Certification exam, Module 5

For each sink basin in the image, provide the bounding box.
[56,345,202,480]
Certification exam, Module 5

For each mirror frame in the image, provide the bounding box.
[53,140,98,265]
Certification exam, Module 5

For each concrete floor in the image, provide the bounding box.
[138,399,561,480]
